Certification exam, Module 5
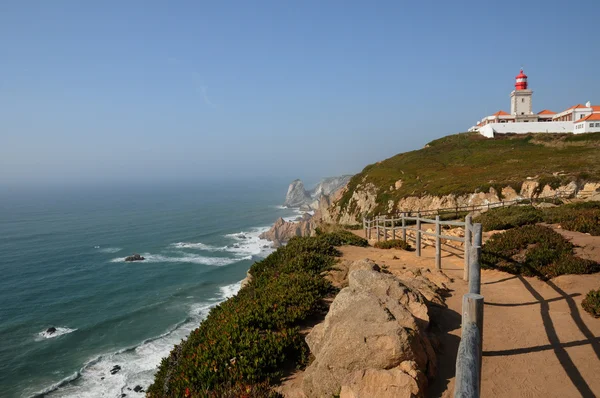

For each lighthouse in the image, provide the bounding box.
[510,68,534,120]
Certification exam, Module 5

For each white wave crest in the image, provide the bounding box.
[34,282,243,398]
[36,327,77,340]
[224,227,274,256]
[96,247,123,254]
[110,253,249,266]
[171,242,226,251]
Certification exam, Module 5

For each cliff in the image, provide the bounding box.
[327,132,600,223]
[284,176,352,210]
[259,214,317,247]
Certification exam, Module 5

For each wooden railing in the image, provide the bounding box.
[363,211,485,397]
[363,212,474,273]
[454,219,484,398]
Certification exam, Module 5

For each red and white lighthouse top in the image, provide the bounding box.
[515,68,528,90]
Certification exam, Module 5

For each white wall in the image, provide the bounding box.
[478,121,573,138]
[577,120,600,133]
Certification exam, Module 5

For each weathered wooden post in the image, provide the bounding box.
[469,223,482,295]
[464,214,472,281]
[392,217,396,240]
[402,212,407,242]
[435,215,441,269]
[455,293,484,398]
[416,212,421,257]
[363,217,366,238]
[368,219,372,240]
[376,216,380,242]
[383,215,388,241]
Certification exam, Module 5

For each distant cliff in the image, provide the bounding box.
[284,176,352,210]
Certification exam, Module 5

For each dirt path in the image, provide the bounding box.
[339,229,600,397]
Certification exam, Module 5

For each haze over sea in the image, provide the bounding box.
[0,182,301,397]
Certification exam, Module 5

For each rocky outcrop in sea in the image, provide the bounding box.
[259,213,316,247]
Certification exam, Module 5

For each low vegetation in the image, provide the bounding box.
[314,228,369,247]
[336,132,600,218]
[543,202,600,235]
[474,205,543,231]
[373,239,412,250]
[474,201,600,235]
[148,233,366,397]
[481,225,600,280]
[582,288,600,318]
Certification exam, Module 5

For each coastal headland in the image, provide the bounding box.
[148,131,600,397]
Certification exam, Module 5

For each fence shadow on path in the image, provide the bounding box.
[482,274,597,398]
[428,305,462,398]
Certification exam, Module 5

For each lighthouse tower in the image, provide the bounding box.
[510,69,534,121]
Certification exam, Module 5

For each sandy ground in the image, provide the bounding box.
[337,228,600,398]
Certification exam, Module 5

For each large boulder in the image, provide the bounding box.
[302,261,437,397]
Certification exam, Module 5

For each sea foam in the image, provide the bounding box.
[110,253,248,266]
[34,281,243,398]
[36,327,77,341]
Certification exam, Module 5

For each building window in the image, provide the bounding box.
[521,98,524,103]
[591,123,594,128]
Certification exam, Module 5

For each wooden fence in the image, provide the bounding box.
[454,221,484,398]
[363,212,478,280]
[363,212,485,397]
[360,191,574,397]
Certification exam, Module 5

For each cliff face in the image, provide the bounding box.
[259,214,316,247]
[284,176,353,210]
[326,180,600,224]
[328,132,600,223]
[284,180,312,208]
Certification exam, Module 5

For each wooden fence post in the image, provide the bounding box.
[392,217,396,240]
[455,293,484,398]
[402,212,407,242]
[383,215,388,241]
[376,216,380,242]
[416,212,421,257]
[363,217,366,238]
[469,223,482,295]
[464,214,472,281]
[435,215,441,269]
[368,219,372,240]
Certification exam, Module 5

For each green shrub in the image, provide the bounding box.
[474,205,543,231]
[342,224,364,230]
[582,288,600,318]
[314,228,369,247]
[373,239,412,250]
[481,225,600,279]
[542,201,600,235]
[147,232,367,397]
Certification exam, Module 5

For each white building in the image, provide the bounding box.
[469,69,599,137]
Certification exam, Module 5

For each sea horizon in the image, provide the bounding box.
[0,181,302,397]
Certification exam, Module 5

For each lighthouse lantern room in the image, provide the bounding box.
[510,68,534,120]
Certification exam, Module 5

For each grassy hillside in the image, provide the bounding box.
[337,132,600,216]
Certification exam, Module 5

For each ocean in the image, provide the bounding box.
[0,182,302,397]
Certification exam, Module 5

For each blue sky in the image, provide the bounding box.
[1,0,599,187]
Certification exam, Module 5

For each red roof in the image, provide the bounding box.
[516,69,527,79]
[492,110,510,116]
[575,113,600,123]
[592,105,600,112]
[538,109,555,115]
